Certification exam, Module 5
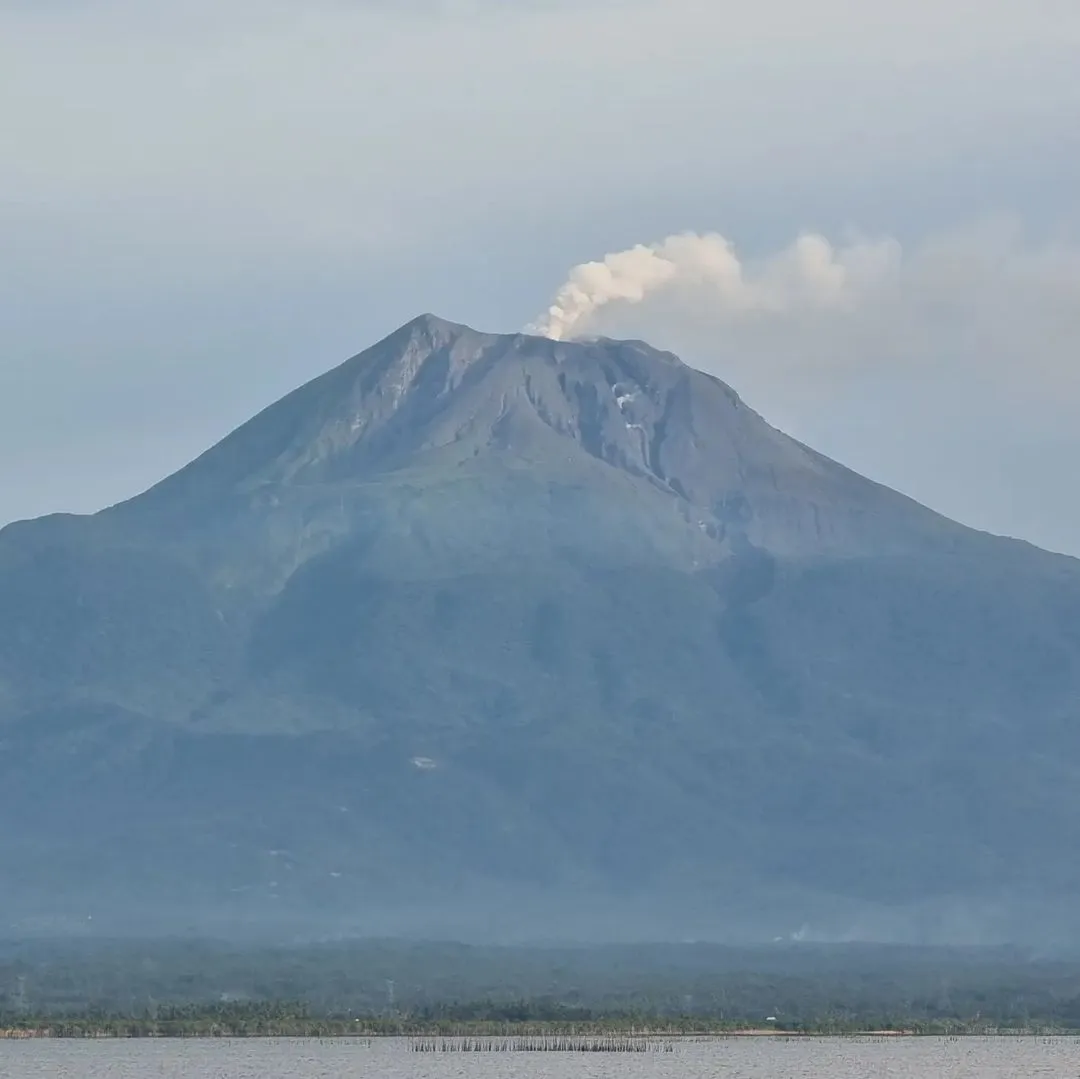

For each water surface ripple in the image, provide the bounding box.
[2,1035,1078,1078]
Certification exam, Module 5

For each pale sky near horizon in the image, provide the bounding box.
[4,0,1080,553]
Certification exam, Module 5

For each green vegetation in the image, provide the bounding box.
[6,319,1080,937]
[3,939,1080,1038]
[0,1001,1075,1039]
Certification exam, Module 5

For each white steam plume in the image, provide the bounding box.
[526,221,1080,555]
[528,231,899,340]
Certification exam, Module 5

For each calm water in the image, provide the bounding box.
[2,1036,1078,1078]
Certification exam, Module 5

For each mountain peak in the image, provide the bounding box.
[5,313,1080,941]
[395,311,476,342]
[117,315,959,562]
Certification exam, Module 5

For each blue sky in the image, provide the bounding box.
[3,0,1080,552]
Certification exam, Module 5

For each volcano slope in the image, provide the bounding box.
[2,314,1079,942]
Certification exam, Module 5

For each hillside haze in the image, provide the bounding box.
[2,314,1080,943]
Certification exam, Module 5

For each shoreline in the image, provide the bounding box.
[2,1028,1073,1041]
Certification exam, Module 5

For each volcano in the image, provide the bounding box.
[2,314,1079,942]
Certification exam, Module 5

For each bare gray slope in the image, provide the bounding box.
[1,314,1079,942]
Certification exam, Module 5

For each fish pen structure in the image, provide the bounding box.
[409,1035,676,1053]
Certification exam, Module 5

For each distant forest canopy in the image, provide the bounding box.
[2,939,1080,1029]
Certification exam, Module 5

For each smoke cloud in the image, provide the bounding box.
[528,224,1080,556]
[528,231,900,340]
